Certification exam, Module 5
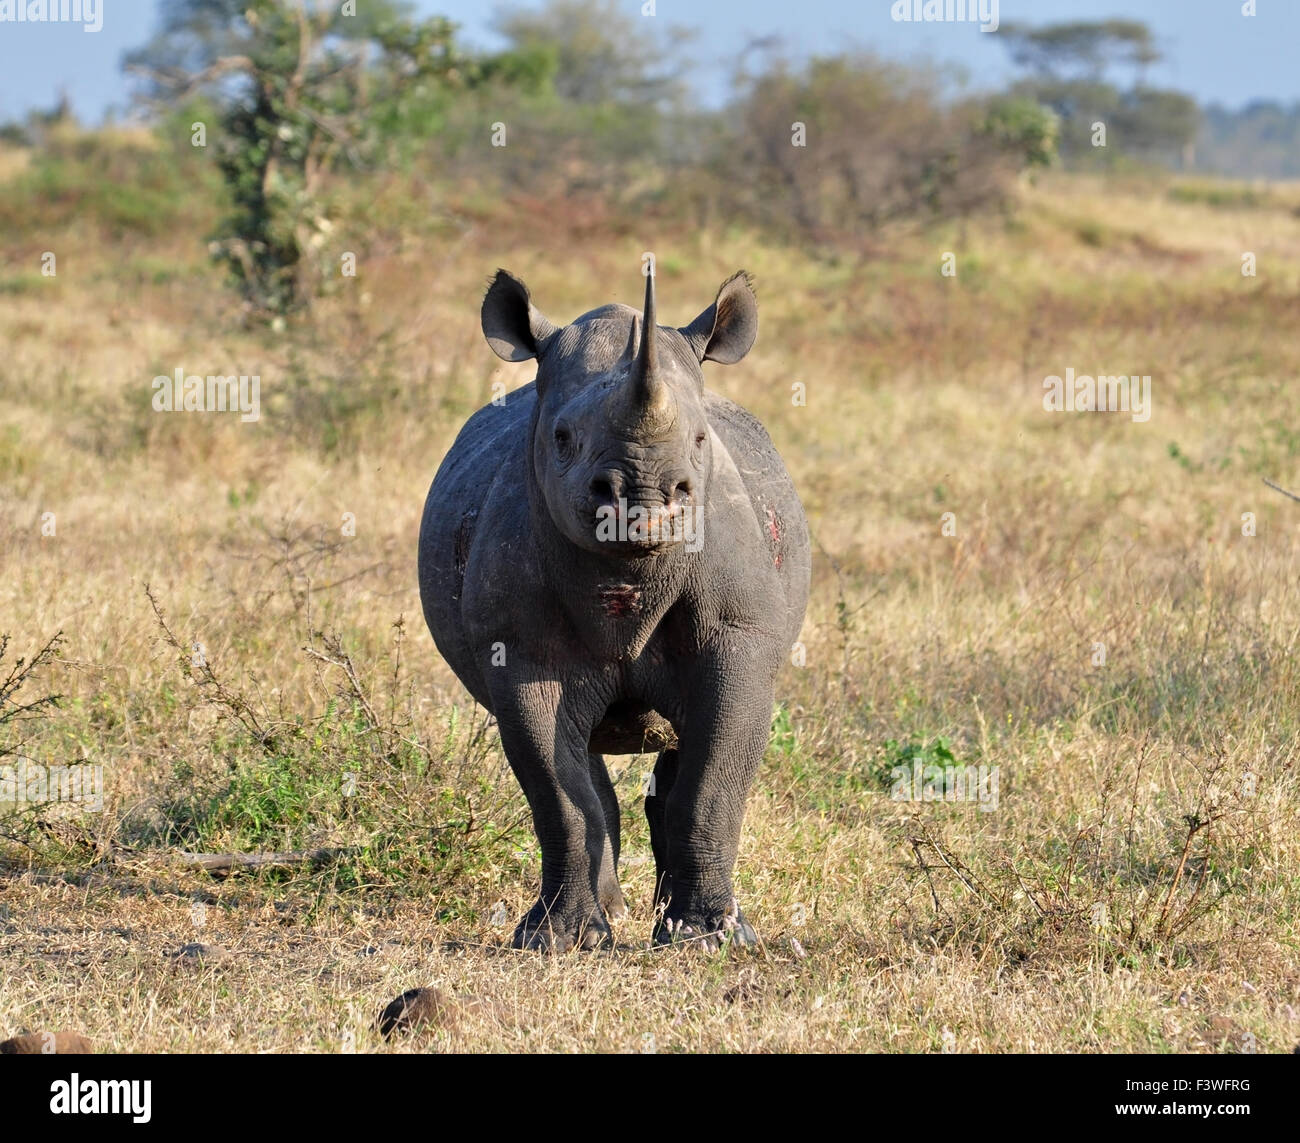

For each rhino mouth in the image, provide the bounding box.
[598,536,680,556]
[590,499,696,552]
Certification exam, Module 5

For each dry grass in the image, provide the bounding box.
[1,156,1299,1052]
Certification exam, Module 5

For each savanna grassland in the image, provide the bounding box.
[2,130,1299,1053]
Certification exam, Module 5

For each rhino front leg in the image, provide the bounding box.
[588,751,627,920]
[490,676,617,951]
[654,659,773,950]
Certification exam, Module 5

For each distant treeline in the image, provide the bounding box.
[0,2,1280,318]
[1198,102,1300,179]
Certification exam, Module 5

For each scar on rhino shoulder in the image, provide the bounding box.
[765,506,783,568]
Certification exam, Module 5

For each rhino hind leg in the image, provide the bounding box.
[587,752,627,921]
[645,748,679,916]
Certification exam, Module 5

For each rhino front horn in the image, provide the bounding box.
[619,270,675,439]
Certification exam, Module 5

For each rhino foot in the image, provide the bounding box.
[600,881,629,922]
[512,898,613,952]
[653,901,758,952]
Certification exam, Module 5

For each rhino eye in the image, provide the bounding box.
[694,431,707,450]
[554,426,575,457]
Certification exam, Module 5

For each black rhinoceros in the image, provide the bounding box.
[418,265,810,952]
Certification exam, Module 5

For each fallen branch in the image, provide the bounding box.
[160,847,349,875]
[1263,477,1300,504]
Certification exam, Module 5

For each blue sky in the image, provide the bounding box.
[0,0,1296,124]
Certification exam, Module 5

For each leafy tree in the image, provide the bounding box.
[999,20,1158,81]
[694,51,1045,245]
[426,0,695,203]
[125,0,489,315]
[491,0,692,108]
[978,97,1059,170]
[996,20,1198,168]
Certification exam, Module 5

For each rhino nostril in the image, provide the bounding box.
[673,481,693,503]
[590,478,616,504]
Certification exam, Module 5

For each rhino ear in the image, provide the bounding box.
[482,270,558,362]
[679,271,758,365]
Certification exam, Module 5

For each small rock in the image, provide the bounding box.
[722,967,764,1006]
[1199,1014,1243,1048]
[170,942,228,966]
[377,987,508,1039]
[789,936,806,959]
[1,1031,94,1054]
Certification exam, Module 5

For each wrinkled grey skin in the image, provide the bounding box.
[418,268,810,951]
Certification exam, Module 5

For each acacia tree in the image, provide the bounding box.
[492,0,691,107]
[1000,20,1159,81]
[697,51,1055,246]
[126,0,486,315]
[997,20,1199,167]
